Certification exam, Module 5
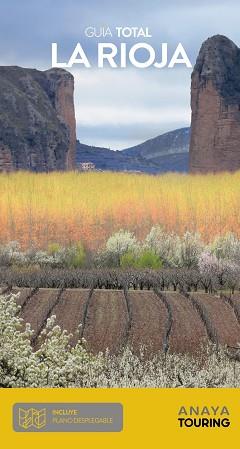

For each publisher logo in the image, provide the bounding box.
[177,405,230,428]
[13,403,123,432]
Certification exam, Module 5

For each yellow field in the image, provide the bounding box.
[0,170,239,249]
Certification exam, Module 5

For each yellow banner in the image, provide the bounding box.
[0,388,239,448]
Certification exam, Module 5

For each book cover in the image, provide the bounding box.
[0,1,239,447]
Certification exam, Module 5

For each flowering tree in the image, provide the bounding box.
[145,227,203,268]
[0,293,93,387]
[98,230,140,267]
[198,251,240,292]
[210,232,240,262]
[176,232,204,269]
[145,226,180,267]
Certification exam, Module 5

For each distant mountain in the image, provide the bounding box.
[76,127,190,173]
[76,142,160,173]
[122,127,190,160]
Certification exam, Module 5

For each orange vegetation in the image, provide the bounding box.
[0,170,239,249]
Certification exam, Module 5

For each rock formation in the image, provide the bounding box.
[0,66,76,171]
[190,35,240,173]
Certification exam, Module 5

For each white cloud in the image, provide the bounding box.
[77,104,190,126]
[72,67,191,146]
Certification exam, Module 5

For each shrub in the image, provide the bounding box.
[135,250,163,269]
[120,251,137,268]
[66,243,86,268]
[47,243,62,256]
[0,229,240,276]
[0,241,27,266]
[120,250,162,269]
[102,230,139,267]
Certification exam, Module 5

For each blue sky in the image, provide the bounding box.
[1,0,240,149]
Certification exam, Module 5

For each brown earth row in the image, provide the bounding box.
[10,288,240,355]
[83,289,128,354]
[158,292,209,354]
[190,293,240,347]
[126,290,169,356]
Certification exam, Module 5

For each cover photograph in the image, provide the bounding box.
[0,0,240,447]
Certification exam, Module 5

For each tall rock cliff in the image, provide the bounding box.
[0,66,76,171]
[189,35,240,173]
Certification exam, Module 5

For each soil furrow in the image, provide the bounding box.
[126,290,169,355]
[223,293,240,325]
[154,290,172,354]
[123,287,133,347]
[12,288,240,356]
[83,289,128,354]
[31,288,64,346]
[160,292,209,354]
[50,288,90,346]
[79,287,95,339]
[188,293,218,344]
[190,293,240,347]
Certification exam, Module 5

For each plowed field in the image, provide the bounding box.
[11,288,240,355]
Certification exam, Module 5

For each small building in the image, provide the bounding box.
[78,162,95,171]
